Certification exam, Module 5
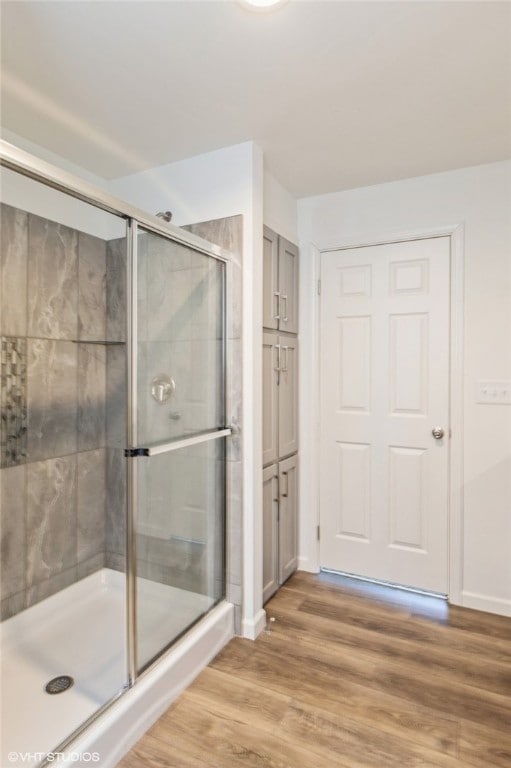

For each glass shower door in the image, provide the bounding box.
[130,226,227,672]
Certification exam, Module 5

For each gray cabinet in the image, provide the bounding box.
[262,455,298,604]
[263,226,299,334]
[262,464,279,603]
[263,227,279,330]
[278,454,298,585]
[278,335,298,459]
[262,332,279,466]
[262,225,299,604]
[263,332,298,465]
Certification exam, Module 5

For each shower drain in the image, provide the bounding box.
[45,675,74,694]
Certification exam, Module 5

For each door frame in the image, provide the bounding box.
[306,224,464,604]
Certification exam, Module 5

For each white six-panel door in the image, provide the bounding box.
[319,237,450,594]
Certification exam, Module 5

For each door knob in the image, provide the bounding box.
[431,426,445,440]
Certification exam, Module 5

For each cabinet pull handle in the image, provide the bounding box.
[281,345,288,373]
[273,291,281,321]
[274,344,281,371]
[281,471,289,498]
[274,344,281,385]
[281,294,288,322]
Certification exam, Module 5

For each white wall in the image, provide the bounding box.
[110,141,266,638]
[263,169,298,244]
[298,160,511,616]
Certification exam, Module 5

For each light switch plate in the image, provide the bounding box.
[476,380,511,405]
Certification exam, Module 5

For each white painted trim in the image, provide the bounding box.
[242,142,264,640]
[311,226,464,603]
[297,241,321,573]
[318,224,466,254]
[461,591,511,617]
[241,608,267,640]
[448,225,465,606]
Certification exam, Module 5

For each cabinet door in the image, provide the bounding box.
[278,335,298,458]
[263,332,279,466]
[263,464,279,603]
[278,237,299,334]
[279,454,298,585]
[263,226,279,330]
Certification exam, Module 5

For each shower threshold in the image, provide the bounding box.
[0,569,214,767]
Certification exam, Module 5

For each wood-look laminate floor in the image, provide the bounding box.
[118,571,511,767]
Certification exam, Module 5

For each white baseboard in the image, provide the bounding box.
[297,556,320,573]
[460,590,511,617]
[241,608,267,639]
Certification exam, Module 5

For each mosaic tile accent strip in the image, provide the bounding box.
[1,336,27,467]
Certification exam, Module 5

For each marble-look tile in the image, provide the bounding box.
[27,339,77,461]
[78,231,107,341]
[139,339,224,445]
[0,591,25,621]
[106,447,126,556]
[226,338,242,462]
[183,216,242,341]
[141,236,200,343]
[27,214,78,339]
[78,344,106,451]
[77,448,106,564]
[76,552,105,581]
[1,203,28,337]
[138,437,223,542]
[136,232,148,342]
[105,551,126,573]
[106,237,126,342]
[226,459,242,590]
[106,346,126,448]
[182,215,243,257]
[26,456,77,588]
[136,534,206,593]
[226,256,242,340]
[26,565,77,609]
[144,258,223,344]
[0,464,26,600]
[1,336,28,468]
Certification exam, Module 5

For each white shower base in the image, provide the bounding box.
[0,568,234,767]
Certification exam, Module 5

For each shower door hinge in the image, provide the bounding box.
[317,525,320,541]
[317,280,321,295]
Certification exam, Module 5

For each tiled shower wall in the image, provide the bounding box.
[0,203,124,620]
[0,203,243,630]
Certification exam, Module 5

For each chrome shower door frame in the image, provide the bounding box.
[0,138,232,757]
[125,219,230,682]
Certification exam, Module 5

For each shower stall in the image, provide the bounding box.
[0,141,237,766]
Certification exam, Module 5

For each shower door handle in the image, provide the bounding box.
[273,291,281,321]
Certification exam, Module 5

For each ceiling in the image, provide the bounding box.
[1,0,510,198]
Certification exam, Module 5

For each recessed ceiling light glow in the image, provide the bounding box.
[238,0,288,11]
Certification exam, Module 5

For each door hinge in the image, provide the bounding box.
[317,525,320,541]
[317,279,321,295]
